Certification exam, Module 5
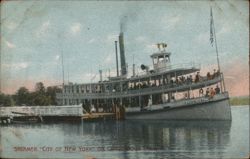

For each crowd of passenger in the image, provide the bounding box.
[127,69,220,91]
[75,69,221,94]
[82,101,127,114]
[199,85,221,99]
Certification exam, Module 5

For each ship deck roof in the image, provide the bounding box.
[65,67,199,86]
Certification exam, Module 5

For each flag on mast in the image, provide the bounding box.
[210,7,214,46]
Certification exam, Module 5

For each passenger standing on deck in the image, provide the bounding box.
[207,72,211,80]
[205,88,210,97]
[215,85,220,94]
[195,72,200,83]
[189,75,193,83]
[199,88,204,97]
[216,69,220,77]
[212,69,216,79]
[147,97,152,110]
[209,88,215,99]
[90,104,96,113]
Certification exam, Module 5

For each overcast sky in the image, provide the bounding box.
[1,1,249,96]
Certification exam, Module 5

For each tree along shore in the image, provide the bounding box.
[230,96,249,106]
[0,82,62,106]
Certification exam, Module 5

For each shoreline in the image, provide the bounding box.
[230,105,249,107]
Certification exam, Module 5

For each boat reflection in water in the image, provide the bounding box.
[63,120,232,158]
[1,120,232,159]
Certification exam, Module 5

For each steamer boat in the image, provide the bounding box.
[55,30,231,120]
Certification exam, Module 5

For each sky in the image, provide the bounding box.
[0,0,249,96]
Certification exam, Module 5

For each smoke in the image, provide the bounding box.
[120,15,128,33]
[119,8,139,33]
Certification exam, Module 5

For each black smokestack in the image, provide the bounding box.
[119,31,127,76]
[115,41,119,77]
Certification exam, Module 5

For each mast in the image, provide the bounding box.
[61,50,65,105]
[210,7,226,91]
[67,66,70,84]
[210,7,221,72]
[59,33,65,105]
[57,33,66,105]
[132,54,135,77]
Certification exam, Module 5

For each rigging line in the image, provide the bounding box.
[211,8,221,72]
[211,7,226,91]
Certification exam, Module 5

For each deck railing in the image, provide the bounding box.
[135,62,200,76]
[126,92,229,112]
[56,74,222,99]
[0,105,83,117]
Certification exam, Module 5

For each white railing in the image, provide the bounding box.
[134,62,200,76]
[0,105,83,117]
[56,75,221,99]
[165,92,229,109]
[126,92,229,112]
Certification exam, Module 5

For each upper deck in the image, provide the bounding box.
[129,62,200,83]
[59,62,200,98]
[56,73,222,100]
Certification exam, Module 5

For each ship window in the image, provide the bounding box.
[153,58,158,64]
[76,86,79,93]
[165,56,169,62]
[81,86,85,93]
[159,56,164,62]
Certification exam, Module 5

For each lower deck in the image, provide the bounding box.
[0,93,231,123]
[126,93,231,120]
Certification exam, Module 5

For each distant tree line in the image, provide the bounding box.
[230,96,249,106]
[0,82,62,107]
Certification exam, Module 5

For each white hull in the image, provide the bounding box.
[126,93,231,120]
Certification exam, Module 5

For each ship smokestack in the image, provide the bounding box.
[115,41,119,77]
[119,32,127,76]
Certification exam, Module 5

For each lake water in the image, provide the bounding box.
[0,106,249,159]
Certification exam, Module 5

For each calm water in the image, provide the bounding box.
[0,106,249,159]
